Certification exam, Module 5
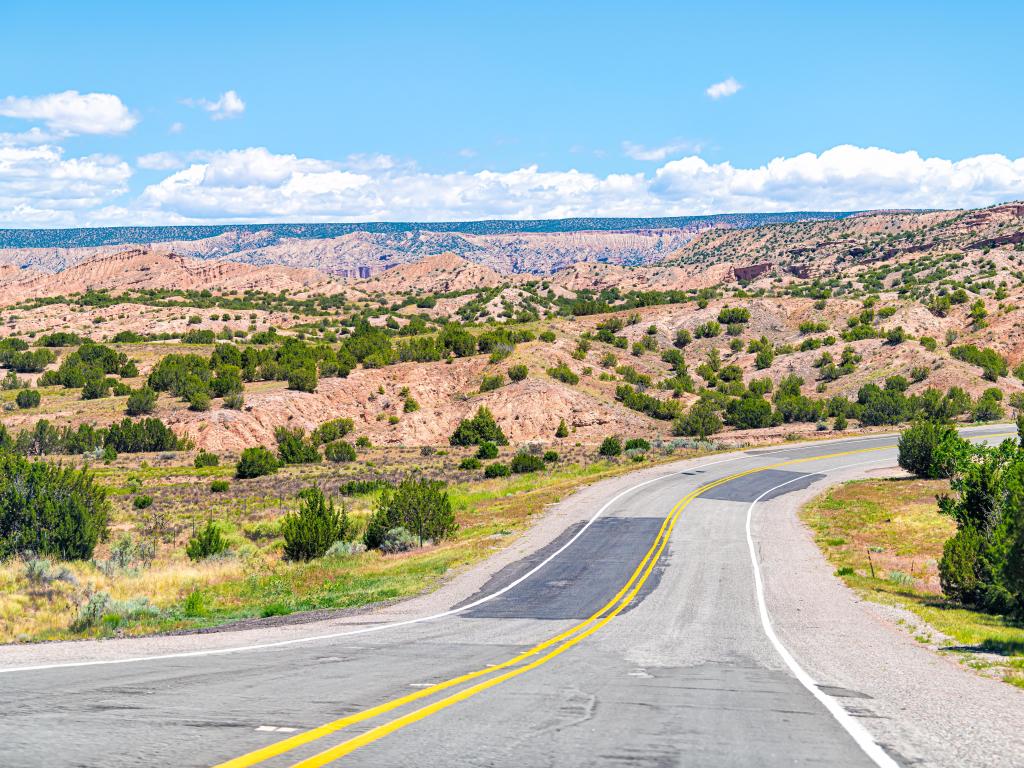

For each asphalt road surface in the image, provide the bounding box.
[0,426,1015,767]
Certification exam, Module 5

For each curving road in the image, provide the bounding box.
[1,426,1020,767]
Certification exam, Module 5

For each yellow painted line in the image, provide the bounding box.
[212,475,687,768]
[217,435,1013,768]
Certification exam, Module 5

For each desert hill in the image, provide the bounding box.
[0,248,342,303]
[0,211,855,277]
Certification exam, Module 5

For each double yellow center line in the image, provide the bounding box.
[215,442,903,768]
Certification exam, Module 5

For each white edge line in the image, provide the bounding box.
[0,443,751,674]
[745,457,900,768]
[0,426,1003,674]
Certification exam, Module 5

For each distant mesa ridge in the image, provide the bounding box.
[0,211,858,250]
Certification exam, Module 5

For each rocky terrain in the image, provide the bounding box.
[0,211,853,277]
[2,201,1023,455]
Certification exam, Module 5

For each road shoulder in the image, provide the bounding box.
[757,464,1024,768]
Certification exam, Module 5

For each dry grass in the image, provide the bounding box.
[0,445,700,643]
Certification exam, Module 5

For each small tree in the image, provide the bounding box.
[510,452,545,474]
[235,446,279,479]
[186,520,229,561]
[0,453,110,560]
[476,441,499,460]
[325,440,357,463]
[673,401,722,440]
[555,418,569,438]
[365,476,457,549]
[275,426,321,464]
[898,421,952,479]
[126,386,157,416]
[287,364,318,393]
[281,487,349,561]
[194,450,219,468]
[450,406,508,446]
[599,436,622,457]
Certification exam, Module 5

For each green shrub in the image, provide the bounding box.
[325,440,357,463]
[311,418,354,444]
[15,389,40,409]
[126,387,157,416]
[132,495,153,510]
[275,426,321,464]
[484,462,510,478]
[510,452,545,473]
[479,374,504,392]
[380,527,418,554]
[210,479,230,493]
[450,406,508,446]
[543,450,558,463]
[459,457,481,470]
[898,421,960,479]
[223,393,245,410]
[81,375,111,400]
[555,418,569,438]
[539,330,556,343]
[508,364,528,382]
[695,321,721,338]
[476,441,499,459]
[194,450,220,468]
[186,520,229,561]
[364,476,456,549]
[188,390,211,412]
[235,446,279,479]
[281,487,349,561]
[546,362,579,385]
[599,436,622,457]
[972,395,1004,422]
[287,364,318,393]
[0,453,110,560]
[624,437,650,452]
[672,401,723,439]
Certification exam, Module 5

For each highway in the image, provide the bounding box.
[0,426,1018,767]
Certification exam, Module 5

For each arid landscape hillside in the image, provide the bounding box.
[0,211,853,277]
[2,201,1023,457]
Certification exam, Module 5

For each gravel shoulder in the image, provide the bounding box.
[758,463,1024,768]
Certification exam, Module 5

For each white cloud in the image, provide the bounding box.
[650,145,1024,212]
[185,90,245,120]
[0,144,132,226]
[623,140,700,162]
[0,91,137,136]
[137,151,186,171]
[127,145,1024,223]
[706,77,742,100]
[4,144,1024,227]
[458,147,477,158]
[168,121,185,134]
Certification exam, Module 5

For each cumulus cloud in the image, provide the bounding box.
[0,91,138,137]
[651,145,1024,212]
[0,144,132,226]
[185,90,245,120]
[706,77,742,100]
[4,144,1024,226]
[623,140,700,162]
[123,145,1024,224]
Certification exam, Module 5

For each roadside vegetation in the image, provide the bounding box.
[0,435,710,642]
[803,418,1024,688]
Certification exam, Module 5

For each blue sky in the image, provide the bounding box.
[1,0,1022,227]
